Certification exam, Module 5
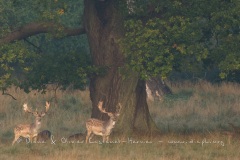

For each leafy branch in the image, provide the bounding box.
[0,22,86,45]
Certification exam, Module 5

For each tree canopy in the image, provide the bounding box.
[0,0,240,96]
[0,0,90,94]
[121,0,240,80]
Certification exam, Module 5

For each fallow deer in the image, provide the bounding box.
[85,101,122,143]
[12,101,50,145]
[37,130,51,142]
[68,133,85,141]
[228,123,240,134]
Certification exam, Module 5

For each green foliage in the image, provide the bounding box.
[121,0,240,81]
[19,33,92,92]
[121,15,207,79]
[21,46,91,92]
[200,0,240,80]
[1,0,240,93]
[0,0,91,92]
[0,42,36,91]
[0,0,63,31]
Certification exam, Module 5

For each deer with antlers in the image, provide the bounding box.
[12,101,50,145]
[85,101,122,143]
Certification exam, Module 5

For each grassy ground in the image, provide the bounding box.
[0,81,240,159]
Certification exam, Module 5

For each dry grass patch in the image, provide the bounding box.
[1,81,240,159]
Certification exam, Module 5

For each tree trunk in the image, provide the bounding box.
[83,0,159,136]
[146,77,172,101]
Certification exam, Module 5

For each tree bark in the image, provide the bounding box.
[146,77,172,101]
[84,0,159,136]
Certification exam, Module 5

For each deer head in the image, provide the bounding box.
[98,101,122,121]
[23,101,50,118]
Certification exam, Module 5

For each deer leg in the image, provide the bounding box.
[89,133,94,141]
[12,135,20,145]
[85,131,92,143]
[106,136,109,142]
[102,136,105,143]
[28,135,32,143]
[33,135,37,143]
[103,135,109,143]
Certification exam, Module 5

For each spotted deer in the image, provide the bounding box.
[12,101,50,145]
[85,101,122,143]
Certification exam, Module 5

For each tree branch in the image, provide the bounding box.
[2,90,17,100]
[24,38,42,53]
[0,22,86,45]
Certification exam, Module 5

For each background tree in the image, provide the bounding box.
[121,0,240,81]
[0,0,89,94]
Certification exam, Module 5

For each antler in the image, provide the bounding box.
[97,101,109,114]
[23,102,50,116]
[98,101,123,114]
[23,103,34,114]
[45,101,50,113]
[116,103,122,113]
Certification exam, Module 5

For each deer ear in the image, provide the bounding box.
[41,112,46,117]
[33,112,38,116]
[107,113,113,117]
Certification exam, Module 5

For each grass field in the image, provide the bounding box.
[0,81,240,159]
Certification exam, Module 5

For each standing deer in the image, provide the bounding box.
[12,101,50,145]
[85,101,122,143]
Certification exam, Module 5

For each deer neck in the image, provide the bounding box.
[105,118,116,129]
[34,118,42,130]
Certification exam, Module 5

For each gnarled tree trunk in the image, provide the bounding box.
[146,77,172,101]
[84,0,159,136]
